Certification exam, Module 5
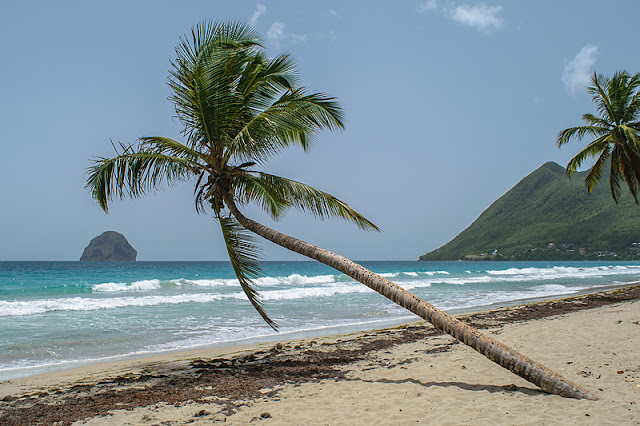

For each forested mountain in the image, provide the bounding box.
[420,162,640,261]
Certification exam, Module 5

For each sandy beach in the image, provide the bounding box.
[1,285,639,425]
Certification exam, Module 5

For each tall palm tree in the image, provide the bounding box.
[87,21,596,399]
[558,70,640,202]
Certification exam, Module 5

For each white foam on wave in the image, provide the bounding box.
[237,283,373,301]
[382,271,450,278]
[489,265,639,276]
[281,274,336,285]
[1,281,364,317]
[486,265,640,283]
[181,278,241,287]
[397,275,493,287]
[426,270,451,276]
[435,284,589,312]
[532,283,587,293]
[402,282,432,290]
[0,293,224,317]
[379,272,398,278]
[183,274,336,287]
[91,273,338,293]
[92,279,162,292]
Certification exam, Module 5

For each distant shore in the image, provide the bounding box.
[1,284,639,425]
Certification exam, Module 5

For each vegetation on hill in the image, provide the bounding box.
[420,162,640,261]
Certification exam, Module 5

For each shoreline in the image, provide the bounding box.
[1,284,639,424]
[2,280,637,383]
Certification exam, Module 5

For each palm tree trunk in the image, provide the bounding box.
[223,194,597,400]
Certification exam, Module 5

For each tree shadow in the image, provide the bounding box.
[342,376,545,397]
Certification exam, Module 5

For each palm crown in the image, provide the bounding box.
[557,70,640,202]
[86,21,378,328]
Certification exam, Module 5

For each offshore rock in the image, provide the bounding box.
[80,231,137,261]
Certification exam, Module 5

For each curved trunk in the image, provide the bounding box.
[223,195,597,400]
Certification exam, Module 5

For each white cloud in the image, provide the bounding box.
[417,0,438,13]
[562,44,598,95]
[266,21,308,47]
[249,3,267,27]
[448,4,504,33]
[418,2,504,34]
[267,21,286,46]
[329,9,337,16]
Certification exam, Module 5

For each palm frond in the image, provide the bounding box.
[236,53,297,110]
[619,125,640,151]
[139,137,205,163]
[218,214,277,330]
[233,174,288,219]
[624,89,640,123]
[619,158,640,204]
[86,145,199,212]
[620,141,640,197]
[588,72,617,124]
[609,149,623,203]
[611,71,640,123]
[236,173,379,231]
[560,70,640,202]
[167,19,344,169]
[169,21,262,151]
[565,134,611,174]
[581,113,612,129]
[584,150,609,193]
[557,125,609,147]
[175,21,261,66]
[228,89,344,163]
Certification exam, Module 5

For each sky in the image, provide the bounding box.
[1,0,639,261]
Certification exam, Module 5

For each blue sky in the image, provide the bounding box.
[1,1,639,261]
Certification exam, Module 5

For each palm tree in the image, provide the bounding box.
[558,70,640,202]
[87,21,596,399]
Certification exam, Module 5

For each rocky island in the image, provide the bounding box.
[80,231,137,261]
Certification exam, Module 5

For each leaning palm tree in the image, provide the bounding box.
[558,70,640,202]
[87,21,596,399]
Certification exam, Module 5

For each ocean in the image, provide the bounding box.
[1,260,639,381]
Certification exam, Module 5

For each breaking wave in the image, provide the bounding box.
[91,273,339,293]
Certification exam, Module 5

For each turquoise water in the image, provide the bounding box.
[2,260,639,380]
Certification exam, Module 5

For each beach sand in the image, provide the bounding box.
[1,286,639,425]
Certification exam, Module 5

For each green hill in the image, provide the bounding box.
[420,162,640,261]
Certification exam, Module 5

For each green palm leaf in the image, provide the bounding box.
[557,125,609,147]
[236,173,379,231]
[139,137,205,163]
[559,70,640,203]
[226,83,344,164]
[581,113,612,128]
[86,144,199,212]
[566,134,611,174]
[584,150,610,193]
[169,22,261,150]
[218,214,277,330]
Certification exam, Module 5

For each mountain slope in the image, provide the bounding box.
[420,162,640,260]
